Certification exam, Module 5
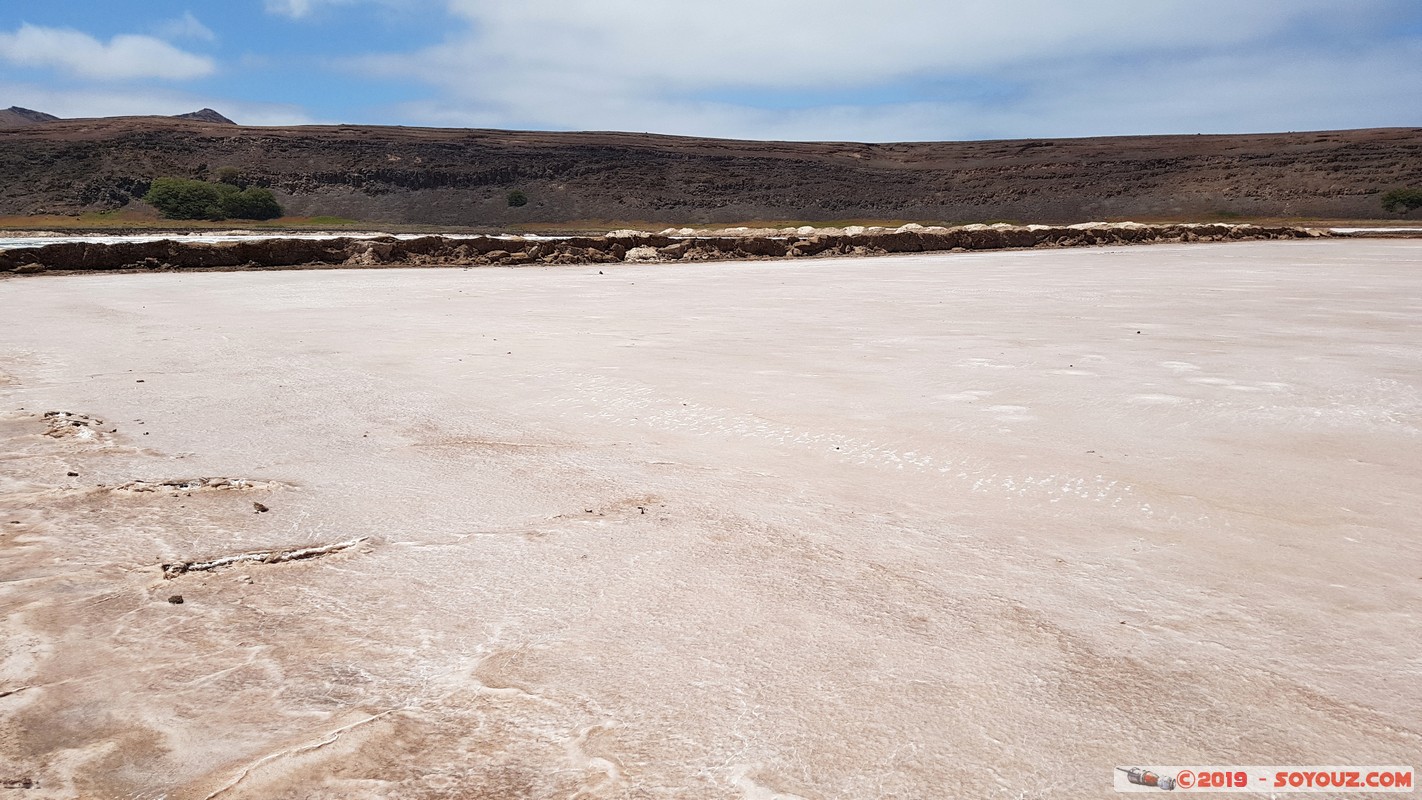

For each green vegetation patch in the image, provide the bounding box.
[144,177,283,221]
[1380,188,1422,214]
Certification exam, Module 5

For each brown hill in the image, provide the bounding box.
[0,106,60,129]
[0,107,235,130]
[1,116,1419,224]
[171,108,236,125]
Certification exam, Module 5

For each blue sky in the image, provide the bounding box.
[2,0,1420,141]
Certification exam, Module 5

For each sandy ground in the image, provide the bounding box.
[0,240,1419,799]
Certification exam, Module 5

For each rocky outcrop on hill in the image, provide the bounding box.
[0,223,1327,275]
[171,108,235,125]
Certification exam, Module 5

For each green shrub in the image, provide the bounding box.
[144,177,282,220]
[144,177,226,220]
[219,187,282,220]
[1380,188,1422,214]
[507,190,528,208]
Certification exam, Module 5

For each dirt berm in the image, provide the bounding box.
[0,222,1325,274]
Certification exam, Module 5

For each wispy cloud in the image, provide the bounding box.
[8,0,1419,138]
[264,0,400,19]
[155,12,216,43]
[347,0,1422,140]
[0,23,214,81]
[264,0,319,18]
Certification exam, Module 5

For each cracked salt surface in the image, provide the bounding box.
[0,240,1419,798]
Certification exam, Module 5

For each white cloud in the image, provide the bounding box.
[155,12,216,43]
[265,0,318,18]
[0,24,214,81]
[350,0,1421,140]
[431,0,1331,90]
[994,40,1422,139]
[265,0,401,18]
[0,81,317,126]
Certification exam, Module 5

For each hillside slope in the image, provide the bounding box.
[2,115,1420,224]
[0,107,60,129]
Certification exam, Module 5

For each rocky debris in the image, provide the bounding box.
[253,502,269,513]
[167,594,184,604]
[161,537,367,578]
[109,477,277,493]
[0,223,1328,275]
[41,411,106,439]
[623,246,661,262]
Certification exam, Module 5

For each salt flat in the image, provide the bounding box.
[1,241,1419,799]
